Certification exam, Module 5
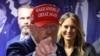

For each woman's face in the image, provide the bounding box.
[60,18,77,41]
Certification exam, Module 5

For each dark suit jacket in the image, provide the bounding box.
[8,17,20,41]
[6,35,20,48]
[6,37,66,56]
[0,21,10,56]
[86,0,99,44]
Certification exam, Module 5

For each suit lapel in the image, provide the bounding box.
[24,36,36,53]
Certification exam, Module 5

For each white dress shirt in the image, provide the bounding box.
[20,33,30,41]
[75,0,88,41]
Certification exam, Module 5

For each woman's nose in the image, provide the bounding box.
[67,27,71,32]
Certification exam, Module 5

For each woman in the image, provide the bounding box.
[58,12,96,56]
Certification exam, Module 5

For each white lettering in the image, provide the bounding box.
[35,6,59,12]
[36,7,45,12]
[49,12,57,18]
[38,12,49,17]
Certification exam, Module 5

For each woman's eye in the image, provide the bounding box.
[64,25,76,29]
[71,26,76,29]
[64,25,68,28]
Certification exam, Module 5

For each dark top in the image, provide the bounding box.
[58,38,97,56]
[6,37,66,56]
[70,43,97,56]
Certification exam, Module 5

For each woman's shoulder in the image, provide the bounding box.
[83,43,95,50]
[83,43,97,56]
[84,43,93,47]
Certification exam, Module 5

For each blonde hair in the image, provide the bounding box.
[58,12,85,56]
[17,4,33,13]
